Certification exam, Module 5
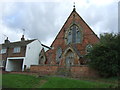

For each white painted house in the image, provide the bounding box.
[0,36,44,71]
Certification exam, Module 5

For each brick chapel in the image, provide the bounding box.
[39,6,99,67]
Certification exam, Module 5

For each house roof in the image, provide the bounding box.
[1,39,36,48]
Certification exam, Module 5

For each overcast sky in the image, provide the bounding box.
[0,0,118,46]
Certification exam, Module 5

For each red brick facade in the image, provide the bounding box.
[0,46,26,61]
[36,8,99,77]
[44,9,99,65]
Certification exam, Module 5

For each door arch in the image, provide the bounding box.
[65,49,74,67]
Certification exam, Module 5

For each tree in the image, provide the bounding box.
[87,33,120,77]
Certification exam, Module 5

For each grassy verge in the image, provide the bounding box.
[0,74,2,88]
[75,76,119,85]
[2,74,118,88]
[2,74,41,88]
[40,76,117,88]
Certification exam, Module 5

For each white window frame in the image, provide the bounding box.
[13,47,21,53]
[0,48,7,54]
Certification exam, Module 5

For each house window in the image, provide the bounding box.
[0,48,7,54]
[56,47,62,64]
[13,47,21,53]
[86,44,93,53]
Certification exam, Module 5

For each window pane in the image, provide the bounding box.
[0,48,7,54]
[72,25,76,43]
[76,31,80,43]
[67,32,72,44]
[13,47,20,53]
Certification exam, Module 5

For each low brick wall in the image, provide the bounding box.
[30,65,98,77]
[71,65,98,78]
[30,65,58,75]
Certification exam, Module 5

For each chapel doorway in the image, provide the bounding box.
[65,50,74,68]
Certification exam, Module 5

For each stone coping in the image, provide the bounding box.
[31,64,88,67]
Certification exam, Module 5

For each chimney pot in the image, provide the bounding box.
[21,35,25,41]
[4,37,10,44]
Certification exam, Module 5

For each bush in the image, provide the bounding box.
[87,33,120,77]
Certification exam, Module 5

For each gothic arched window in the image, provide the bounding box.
[56,47,62,64]
[65,24,82,44]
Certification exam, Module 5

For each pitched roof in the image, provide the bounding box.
[50,8,99,47]
[1,39,36,48]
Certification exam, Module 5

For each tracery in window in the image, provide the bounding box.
[67,31,72,44]
[65,24,82,44]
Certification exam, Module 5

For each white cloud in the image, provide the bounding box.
[0,23,24,43]
[0,0,118,46]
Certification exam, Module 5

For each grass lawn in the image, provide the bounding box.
[2,74,118,88]
[0,74,2,88]
[2,74,41,88]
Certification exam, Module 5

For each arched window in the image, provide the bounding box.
[86,44,93,53]
[56,47,62,64]
[65,24,82,44]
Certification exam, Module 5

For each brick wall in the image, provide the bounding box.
[30,65,98,78]
[71,65,98,78]
[30,65,58,75]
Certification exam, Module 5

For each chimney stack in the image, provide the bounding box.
[4,37,10,44]
[21,35,25,41]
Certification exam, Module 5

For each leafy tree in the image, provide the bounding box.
[87,33,120,77]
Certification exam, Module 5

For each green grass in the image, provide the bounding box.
[2,74,41,88]
[0,74,2,88]
[2,74,118,88]
[40,77,116,88]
